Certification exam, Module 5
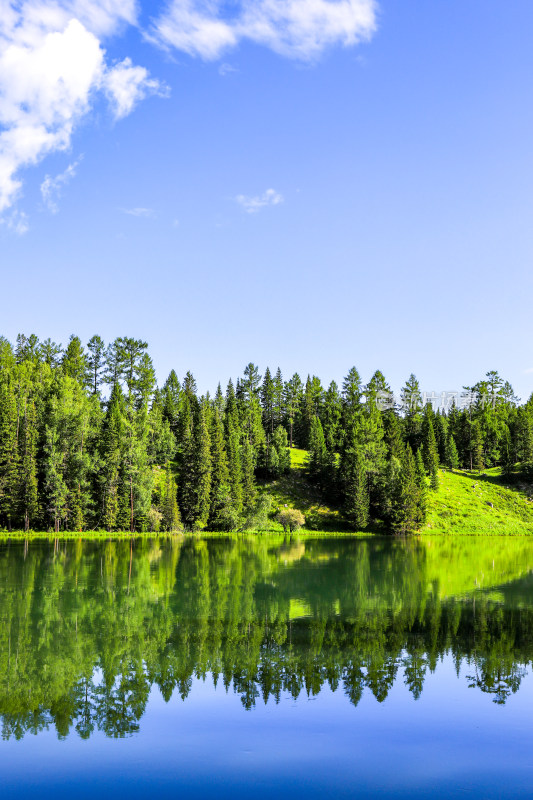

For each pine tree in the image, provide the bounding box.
[260,367,275,435]
[366,370,393,409]
[38,338,63,368]
[86,335,106,394]
[273,368,284,428]
[105,339,125,388]
[100,384,125,530]
[342,367,362,410]
[180,401,212,529]
[19,397,39,531]
[344,445,369,530]
[307,415,327,487]
[422,410,439,490]
[383,411,404,460]
[358,395,387,503]
[401,374,423,453]
[322,381,342,452]
[208,406,231,527]
[390,445,420,534]
[501,426,514,478]
[414,449,428,526]
[224,381,243,513]
[116,337,149,399]
[135,353,156,408]
[242,363,262,402]
[62,335,87,385]
[43,411,68,532]
[121,397,151,532]
[299,376,323,449]
[161,462,181,531]
[434,413,448,464]
[214,383,225,415]
[161,370,181,435]
[283,373,302,448]
[0,379,20,530]
[0,337,15,371]
[241,439,256,511]
[472,421,484,472]
[240,364,265,454]
[446,434,459,470]
[272,425,290,474]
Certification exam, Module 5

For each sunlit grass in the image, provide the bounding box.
[423,468,533,535]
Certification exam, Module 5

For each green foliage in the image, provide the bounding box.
[422,408,439,490]
[4,535,533,738]
[277,507,305,532]
[0,378,19,529]
[0,336,532,536]
[159,463,181,532]
[446,434,459,470]
[343,445,369,530]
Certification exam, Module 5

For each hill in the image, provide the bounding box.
[260,450,533,535]
[424,467,533,535]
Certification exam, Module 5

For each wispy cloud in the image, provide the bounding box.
[41,157,82,213]
[236,188,284,214]
[148,0,378,61]
[120,207,157,218]
[523,367,533,375]
[219,62,237,76]
[0,209,29,235]
[0,1,166,220]
[104,57,169,119]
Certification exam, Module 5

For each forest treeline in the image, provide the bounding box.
[0,333,532,533]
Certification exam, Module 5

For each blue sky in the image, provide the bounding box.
[1,0,533,400]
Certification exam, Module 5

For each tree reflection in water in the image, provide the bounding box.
[1,535,533,739]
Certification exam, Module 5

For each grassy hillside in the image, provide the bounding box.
[258,448,351,532]
[423,467,533,535]
[262,450,533,536]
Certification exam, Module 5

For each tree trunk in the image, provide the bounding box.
[130,475,134,533]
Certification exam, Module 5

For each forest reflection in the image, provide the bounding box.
[1,535,533,740]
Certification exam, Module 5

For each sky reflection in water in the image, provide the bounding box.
[1,534,533,799]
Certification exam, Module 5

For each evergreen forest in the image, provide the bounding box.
[0,333,532,534]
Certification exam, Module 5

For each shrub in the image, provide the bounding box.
[277,508,305,533]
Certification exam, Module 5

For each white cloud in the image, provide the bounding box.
[120,206,157,217]
[104,57,169,119]
[149,0,378,61]
[523,367,533,375]
[0,1,165,218]
[41,156,82,212]
[0,209,29,235]
[147,0,237,60]
[236,188,283,213]
[218,62,237,76]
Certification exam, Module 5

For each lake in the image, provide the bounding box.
[1,534,533,798]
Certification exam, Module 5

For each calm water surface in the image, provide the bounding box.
[1,534,533,798]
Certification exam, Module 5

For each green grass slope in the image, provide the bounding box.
[258,448,351,532]
[263,453,533,536]
[423,468,533,535]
